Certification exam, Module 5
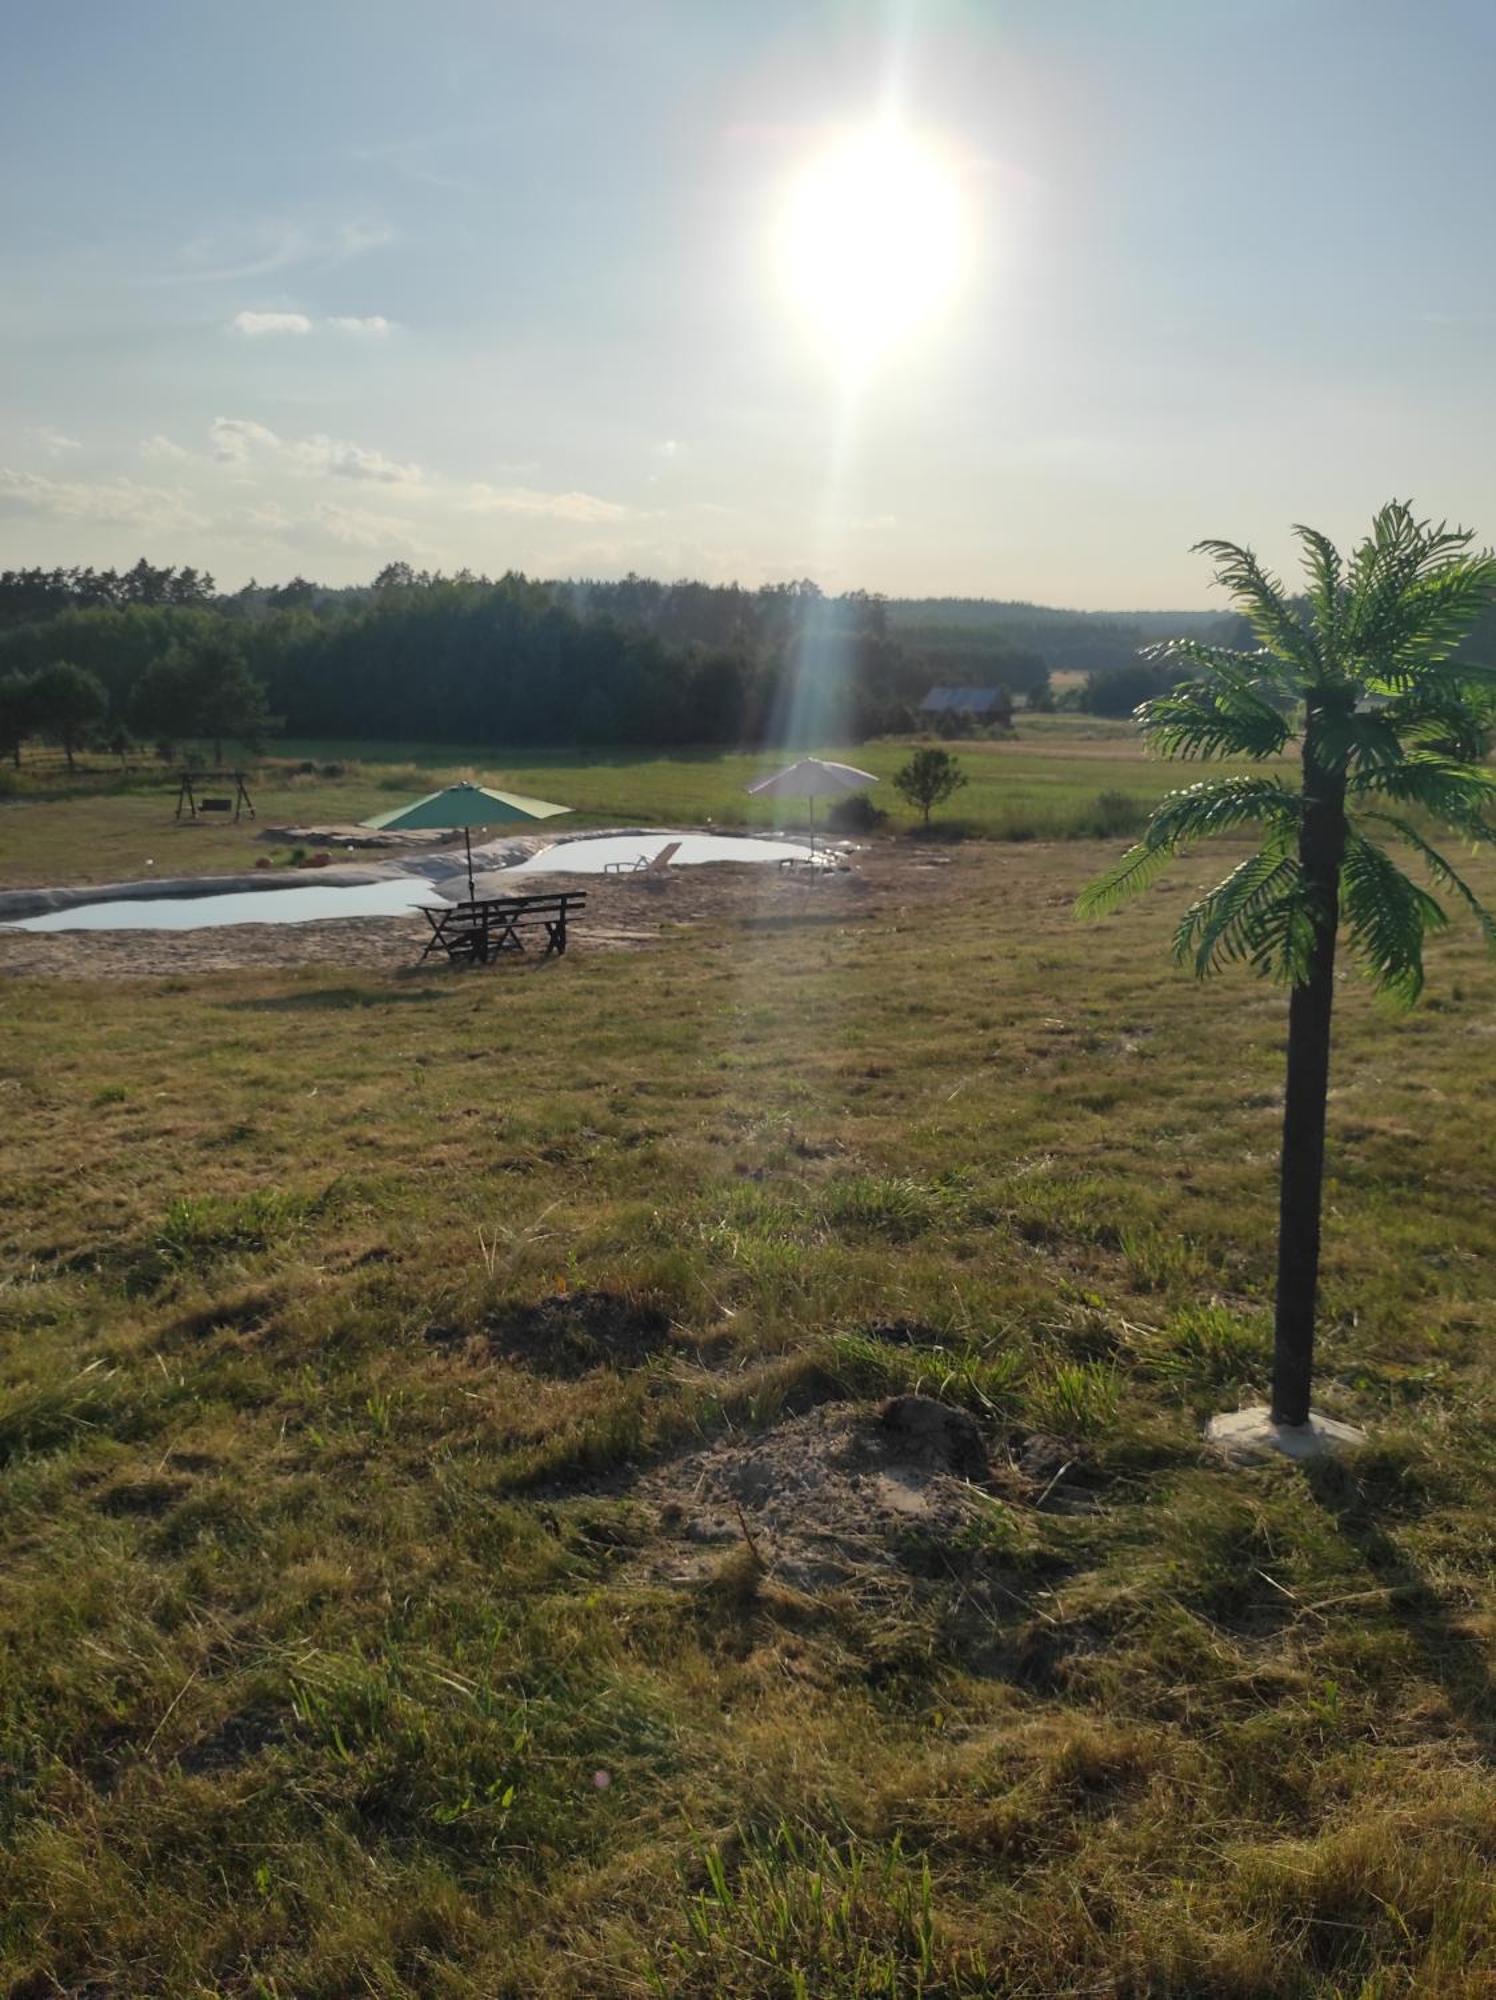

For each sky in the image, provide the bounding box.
[3,0,1495,607]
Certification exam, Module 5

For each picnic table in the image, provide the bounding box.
[419,890,586,965]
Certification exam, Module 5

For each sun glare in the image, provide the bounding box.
[775,124,968,369]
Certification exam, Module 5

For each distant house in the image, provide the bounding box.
[919,686,1014,725]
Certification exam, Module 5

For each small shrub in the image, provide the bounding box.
[1119,1224,1197,1294]
[1079,789,1149,838]
[1155,1304,1263,1388]
[821,1175,951,1242]
[825,791,887,834]
[653,1823,985,1995]
[1031,1361,1122,1439]
[135,1187,322,1288]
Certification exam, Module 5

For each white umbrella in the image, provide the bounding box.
[746,757,878,864]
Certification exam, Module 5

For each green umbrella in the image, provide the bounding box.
[363,781,571,900]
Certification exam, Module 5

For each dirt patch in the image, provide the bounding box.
[431,1287,684,1378]
[177,1704,290,1775]
[95,1476,191,1518]
[642,1397,994,1592]
[860,1316,945,1349]
[0,854,888,981]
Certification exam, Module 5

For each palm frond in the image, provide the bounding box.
[1141,636,1301,698]
[1364,653,1496,701]
[1172,845,1309,981]
[1191,538,1320,677]
[1343,502,1496,672]
[1293,523,1344,664]
[1350,753,1496,832]
[1143,777,1302,846]
[1075,777,1301,921]
[1360,562,1496,677]
[1312,704,1405,776]
[1073,840,1176,918]
[1339,830,1447,1005]
[1359,810,1496,948]
[1140,681,1293,761]
[1370,683,1496,760]
[1084,506,1496,1003]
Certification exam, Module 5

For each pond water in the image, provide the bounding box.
[509,831,821,874]
[9,879,450,933]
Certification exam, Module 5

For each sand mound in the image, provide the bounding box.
[643,1397,994,1592]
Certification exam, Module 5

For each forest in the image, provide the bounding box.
[0,557,1261,763]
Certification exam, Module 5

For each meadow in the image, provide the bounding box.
[0,718,1246,892]
[0,757,1494,1996]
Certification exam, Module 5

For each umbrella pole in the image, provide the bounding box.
[809,794,816,874]
[465,827,475,902]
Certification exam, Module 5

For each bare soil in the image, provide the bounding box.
[0,854,900,980]
[428,1287,688,1379]
[639,1397,996,1593]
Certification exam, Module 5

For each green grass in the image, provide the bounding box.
[0,813,1494,1993]
[0,718,1264,891]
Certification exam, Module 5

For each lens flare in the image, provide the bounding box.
[775,124,968,367]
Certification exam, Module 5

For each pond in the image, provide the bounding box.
[509,831,821,875]
[8,879,450,933]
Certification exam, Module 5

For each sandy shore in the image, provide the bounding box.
[0,858,891,982]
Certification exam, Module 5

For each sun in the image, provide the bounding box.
[775,123,968,368]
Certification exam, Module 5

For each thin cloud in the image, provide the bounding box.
[31,428,83,456]
[211,417,281,463]
[297,434,422,484]
[307,500,419,548]
[141,434,191,463]
[231,310,313,337]
[0,467,202,530]
[336,222,395,260]
[155,218,393,286]
[466,483,630,523]
[208,416,422,485]
[229,310,393,339]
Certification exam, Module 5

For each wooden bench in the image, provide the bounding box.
[419,891,586,965]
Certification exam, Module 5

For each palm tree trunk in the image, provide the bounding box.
[1272,715,1347,1425]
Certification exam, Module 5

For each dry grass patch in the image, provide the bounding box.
[0,834,1493,1994]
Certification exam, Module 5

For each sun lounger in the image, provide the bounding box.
[603,840,682,875]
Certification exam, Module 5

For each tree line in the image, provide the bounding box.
[0,562,1059,766]
[9,554,1402,761]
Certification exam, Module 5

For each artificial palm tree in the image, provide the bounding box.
[1078,503,1496,1431]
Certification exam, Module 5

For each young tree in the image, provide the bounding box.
[30,660,108,773]
[893,745,968,826]
[184,637,273,765]
[0,670,38,769]
[132,636,274,765]
[1078,503,1496,1430]
[129,655,191,764]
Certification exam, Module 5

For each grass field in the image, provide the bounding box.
[0,720,1260,892]
[1,767,1495,1994]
